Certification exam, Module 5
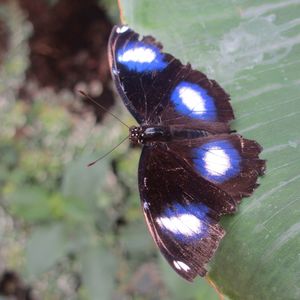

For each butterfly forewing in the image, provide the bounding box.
[109,25,234,133]
[139,146,225,280]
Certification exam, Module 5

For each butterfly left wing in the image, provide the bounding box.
[138,133,265,280]
[139,145,226,280]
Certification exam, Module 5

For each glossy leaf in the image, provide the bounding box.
[26,224,72,277]
[119,0,300,299]
[79,243,117,300]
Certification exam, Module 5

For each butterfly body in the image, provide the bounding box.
[129,125,209,145]
[109,25,265,281]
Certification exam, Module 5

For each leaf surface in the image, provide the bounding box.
[119,1,300,299]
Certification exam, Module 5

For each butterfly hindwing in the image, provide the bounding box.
[139,146,225,280]
[109,25,234,133]
[168,134,266,203]
[138,136,265,280]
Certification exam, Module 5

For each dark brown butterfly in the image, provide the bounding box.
[108,25,265,281]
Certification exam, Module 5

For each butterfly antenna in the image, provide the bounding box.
[78,90,130,129]
[87,135,129,167]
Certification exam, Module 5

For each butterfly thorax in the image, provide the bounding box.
[129,126,171,145]
[129,125,209,146]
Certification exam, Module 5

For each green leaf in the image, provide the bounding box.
[120,1,300,299]
[62,154,110,206]
[62,153,121,231]
[26,223,72,277]
[8,186,53,222]
[119,220,155,261]
[79,243,117,300]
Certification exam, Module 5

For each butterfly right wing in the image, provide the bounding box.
[168,134,266,204]
[138,145,228,280]
[109,25,233,133]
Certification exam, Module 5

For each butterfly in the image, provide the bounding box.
[108,25,266,281]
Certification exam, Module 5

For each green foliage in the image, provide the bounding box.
[79,243,117,300]
[120,0,300,299]
[0,4,128,294]
[0,90,128,297]
[26,224,73,276]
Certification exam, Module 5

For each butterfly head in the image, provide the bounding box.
[129,126,144,145]
[129,125,172,145]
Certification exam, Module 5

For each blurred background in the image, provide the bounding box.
[1,0,300,300]
[0,0,167,299]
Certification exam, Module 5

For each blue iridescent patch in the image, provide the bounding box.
[117,42,167,72]
[156,203,210,242]
[193,140,241,183]
[171,81,217,120]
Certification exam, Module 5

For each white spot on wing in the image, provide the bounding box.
[118,47,156,64]
[143,202,150,210]
[112,68,119,75]
[173,260,190,272]
[179,86,206,114]
[156,214,202,236]
[204,146,231,176]
[143,177,148,188]
[116,26,129,33]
